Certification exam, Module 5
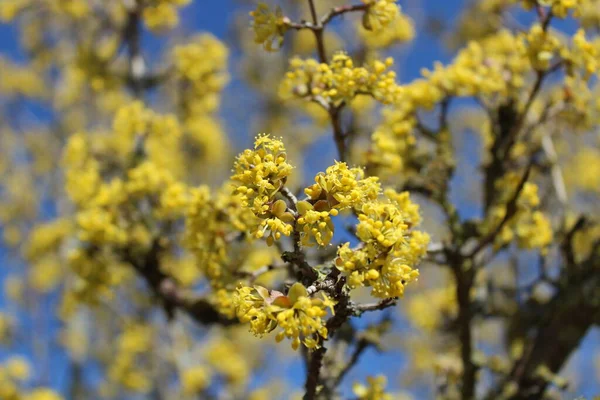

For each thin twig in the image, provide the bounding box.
[353,298,397,315]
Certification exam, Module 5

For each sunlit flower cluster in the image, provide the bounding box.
[232,135,292,215]
[483,173,553,251]
[357,8,415,49]
[142,0,191,32]
[280,53,402,106]
[250,3,288,52]
[362,0,400,32]
[406,286,457,332]
[173,34,229,114]
[0,57,45,97]
[184,185,255,286]
[107,323,154,393]
[233,283,334,350]
[564,29,600,78]
[305,161,380,210]
[336,190,429,298]
[353,375,394,400]
[522,24,561,71]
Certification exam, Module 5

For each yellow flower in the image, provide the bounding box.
[297,205,335,246]
[250,3,288,52]
[232,134,293,216]
[522,24,561,71]
[353,375,393,400]
[0,0,29,22]
[184,185,256,286]
[181,366,212,395]
[305,161,380,211]
[362,0,400,32]
[232,283,334,350]
[336,190,428,298]
[5,356,30,381]
[482,173,553,251]
[25,388,64,400]
[142,0,190,32]
[358,9,415,48]
[280,54,402,106]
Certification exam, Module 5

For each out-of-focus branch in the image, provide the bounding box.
[466,161,533,259]
[540,134,567,205]
[304,346,327,400]
[123,1,145,97]
[125,240,235,325]
[353,298,397,315]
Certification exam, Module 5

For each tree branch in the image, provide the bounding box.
[466,161,533,258]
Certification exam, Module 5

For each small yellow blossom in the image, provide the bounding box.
[522,24,561,71]
[305,161,380,211]
[181,366,212,395]
[233,283,333,350]
[250,3,288,52]
[362,0,400,32]
[353,375,393,400]
[173,34,229,114]
[336,190,428,298]
[25,388,64,400]
[232,134,293,216]
[5,356,30,381]
[280,53,402,106]
[358,9,415,48]
[142,0,190,32]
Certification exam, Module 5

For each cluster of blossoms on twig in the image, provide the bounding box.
[222,134,428,348]
[336,189,429,298]
[280,53,402,106]
[233,283,335,350]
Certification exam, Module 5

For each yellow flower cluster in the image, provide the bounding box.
[57,103,200,302]
[204,336,252,388]
[230,135,295,245]
[142,0,190,32]
[250,3,288,52]
[22,219,71,293]
[173,34,229,114]
[523,24,561,71]
[231,135,292,213]
[566,148,600,193]
[521,0,589,18]
[0,356,63,400]
[484,173,553,251]
[0,0,88,21]
[107,324,154,393]
[565,29,600,79]
[362,0,400,32]
[368,106,417,177]
[233,283,334,350]
[280,53,402,106]
[353,375,393,400]
[367,29,540,176]
[65,248,131,308]
[306,161,381,210]
[181,365,211,395]
[0,57,45,98]
[406,286,457,332]
[357,8,415,49]
[184,185,256,286]
[296,162,380,246]
[335,190,429,298]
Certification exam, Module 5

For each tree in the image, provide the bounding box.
[0,0,599,399]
